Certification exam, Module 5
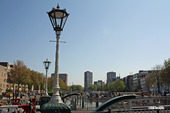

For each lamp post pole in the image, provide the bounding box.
[50,33,63,103]
[45,67,48,96]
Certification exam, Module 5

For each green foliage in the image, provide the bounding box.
[48,77,71,92]
[145,73,155,90]
[150,65,163,93]
[70,85,83,91]
[108,80,125,92]
[88,80,125,93]
[88,85,97,91]
[8,60,45,91]
[161,58,170,85]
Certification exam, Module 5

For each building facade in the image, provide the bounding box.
[138,70,150,91]
[51,73,68,86]
[0,62,28,94]
[59,74,68,86]
[107,71,116,84]
[6,83,28,93]
[94,80,105,86]
[123,75,133,91]
[84,71,93,92]
[0,65,8,93]
[132,73,140,91]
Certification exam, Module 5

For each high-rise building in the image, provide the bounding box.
[51,73,68,86]
[59,74,68,86]
[84,71,93,92]
[107,71,116,84]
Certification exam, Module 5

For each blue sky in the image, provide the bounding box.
[0,0,170,86]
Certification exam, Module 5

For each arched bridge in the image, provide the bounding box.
[94,95,136,112]
[62,92,81,102]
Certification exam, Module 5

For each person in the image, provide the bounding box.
[164,91,166,96]
[20,93,22,99]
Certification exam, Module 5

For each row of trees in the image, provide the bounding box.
[88,80,125,93]
[8,60,84,93]
[48,78,84,93]
[145,58,170,93]
[8,60,45,91]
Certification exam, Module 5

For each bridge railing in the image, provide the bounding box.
[112,109,170,113]
[68,95,170,113]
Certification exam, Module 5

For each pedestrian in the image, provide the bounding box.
[20,93,22,99]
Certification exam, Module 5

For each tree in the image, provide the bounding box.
[116,80,125,92]
[8,60,31,92]
[108,82,116,92]
[48,77,71,92]
[88,85,97,91]
[70,85,83,92]
[108,80,125,93]
[151,65,163,93]
[159,58,170,91]
[29,70,44,90]
[8,60,46,93]
[145,73,154,91]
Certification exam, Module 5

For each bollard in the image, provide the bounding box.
[75,98,77,110]
[39,95,51,109]
[29,102,33,113]
[82,97,84,108]
[96,101,99,108]
[96,94,99,108]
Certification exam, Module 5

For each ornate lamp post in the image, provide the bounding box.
[41,4,70,113]
[47,4,69,103]
[43,59,51,96]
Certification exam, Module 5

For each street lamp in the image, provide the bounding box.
[48,3,69,103]
[43,59,51,96]
[41,4,70,113]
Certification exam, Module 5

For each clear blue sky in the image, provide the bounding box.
[0,0,170,86]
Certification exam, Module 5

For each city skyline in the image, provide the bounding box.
[0,0,170,86]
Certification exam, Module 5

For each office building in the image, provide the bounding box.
[51,73,68,86]
[84,71,93,92]
[59,74,68,86]
[123,75,133,91]
[94,80,105,86]
[107,71,116,84]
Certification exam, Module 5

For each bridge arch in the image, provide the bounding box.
[94,95,136,112]
[62,92,81,102]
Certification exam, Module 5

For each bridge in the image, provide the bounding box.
[1,93,170,113]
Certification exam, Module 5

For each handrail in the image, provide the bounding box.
[62,92,81,100]
[94,95,136,112]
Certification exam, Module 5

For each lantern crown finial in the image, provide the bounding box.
[57,3,60,9]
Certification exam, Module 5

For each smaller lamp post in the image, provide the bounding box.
[43,59,51,96]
